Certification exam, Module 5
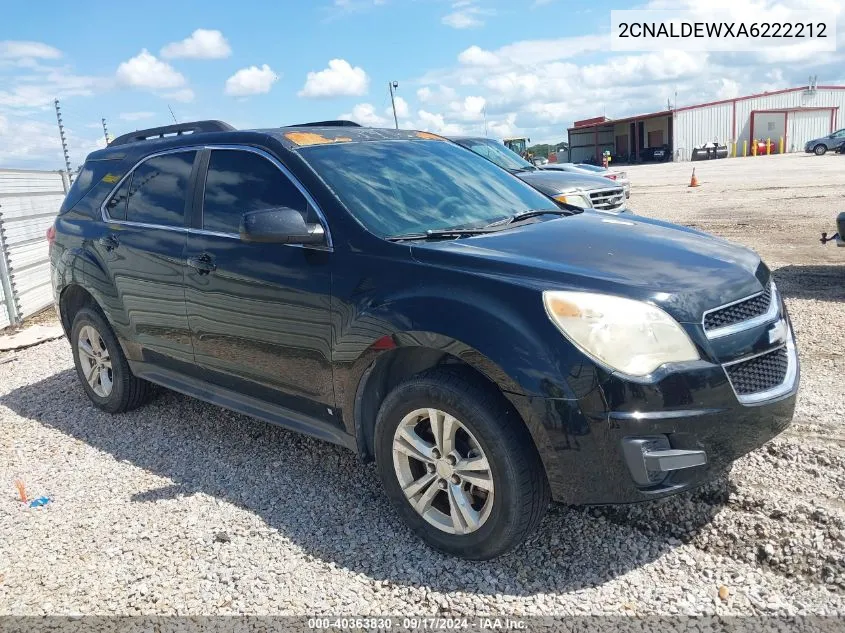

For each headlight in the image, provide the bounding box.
[554,193,591,208]
[542,291,700,376]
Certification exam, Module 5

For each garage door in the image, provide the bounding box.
[787,110,832,152]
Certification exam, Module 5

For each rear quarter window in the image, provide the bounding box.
[60,159,124,214]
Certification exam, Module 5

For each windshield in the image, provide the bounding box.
[300,140,558,238]
[456,138,535,173]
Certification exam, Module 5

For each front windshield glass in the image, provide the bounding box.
[457,139,534,172]
[300,140,558,238]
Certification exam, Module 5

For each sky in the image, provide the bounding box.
[1,0,843,170]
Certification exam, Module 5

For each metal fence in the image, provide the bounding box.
[0,168,68,328]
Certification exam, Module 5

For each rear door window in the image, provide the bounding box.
[125,151,197,227]
[104,177,131,220]
[202,150,307,234]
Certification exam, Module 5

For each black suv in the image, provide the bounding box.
[50,120,799,559]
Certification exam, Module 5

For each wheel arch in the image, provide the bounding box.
[346,333,557,482]
[55,245,132,355]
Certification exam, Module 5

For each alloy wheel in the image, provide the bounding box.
[77,324,113,397]
[392,408,494,535]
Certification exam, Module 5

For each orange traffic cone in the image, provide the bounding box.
[688,168,700,187]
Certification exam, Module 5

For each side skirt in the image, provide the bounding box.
[129,361,356,451]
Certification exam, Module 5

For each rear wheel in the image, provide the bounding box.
[374,368,549,559]
[814,143,827,156]
[71,307,151,413]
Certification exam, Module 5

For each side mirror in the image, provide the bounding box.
[240,207,325,245]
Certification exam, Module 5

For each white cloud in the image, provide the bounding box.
[0,70,106,108]
[160,29,231,59]
[0,114,104,169]
[460,35,606,67]
[449,95,486,121]
[166,88,195,103]
[442,0,494,29]
[116,50,186,90]
[387,95,410,119]
[341,103,390,127]
[224,64,279,96]
[299,59,369,98]
[458,45,500,66]
[417,84,458,104]
[417,110,465,135]
[0,41,62,60]
[410,0,845,146]
[119,111,156,121]
[487,113,518,138]
[716,78,741,100]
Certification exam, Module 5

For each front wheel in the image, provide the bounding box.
[814,144,827,156]
[374,368,549,559]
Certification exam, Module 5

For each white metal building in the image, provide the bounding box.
[568,84,845,163]
[0,168,68,328]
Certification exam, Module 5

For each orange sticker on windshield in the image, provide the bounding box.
[285,132,352,146]
[416,131,445,140]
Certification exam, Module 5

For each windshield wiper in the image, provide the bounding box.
[386,227,498,242]
[497,208,576,226]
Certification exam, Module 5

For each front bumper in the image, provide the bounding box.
[509,289,799,506]
[511,380,796,505]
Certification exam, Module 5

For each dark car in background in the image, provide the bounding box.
[805,129,845,155]
[450,136,627,213]
[640,144,672,162]
[51,120,798,559]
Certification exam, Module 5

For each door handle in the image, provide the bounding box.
[98,234,120,251]
[187,253,217,275]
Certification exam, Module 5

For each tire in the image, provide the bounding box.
[374,367,550,559]
[814,144,827,156]
[70,307,152,413]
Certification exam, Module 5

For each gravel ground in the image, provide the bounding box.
[1,153,843,617]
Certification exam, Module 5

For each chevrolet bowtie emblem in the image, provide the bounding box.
[768,319,788,345]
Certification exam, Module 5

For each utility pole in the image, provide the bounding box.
[54,98,72,179]
[101,117,111,144]
[388,81,399,129]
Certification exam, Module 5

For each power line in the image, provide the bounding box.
[167,105,178,124]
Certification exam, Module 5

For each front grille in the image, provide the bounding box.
[704,284,772,331]
[725,347,788,396]
[589,187,625,210]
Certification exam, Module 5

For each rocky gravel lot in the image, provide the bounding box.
[0,153,843,618]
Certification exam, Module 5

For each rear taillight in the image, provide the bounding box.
[46,224,56,249]
[605,174,617,180]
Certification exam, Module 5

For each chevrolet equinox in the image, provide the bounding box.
[50,120,799,559]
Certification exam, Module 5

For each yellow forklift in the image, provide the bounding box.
[503,137,530,157]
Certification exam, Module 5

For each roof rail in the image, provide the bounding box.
[108,120,235,147]
[286,120,362,128]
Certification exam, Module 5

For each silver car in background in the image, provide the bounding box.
[540,162,631,198]
[449,137,628,213]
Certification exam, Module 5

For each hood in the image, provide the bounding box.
[410,212,766,323]
[516,169,620,196]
